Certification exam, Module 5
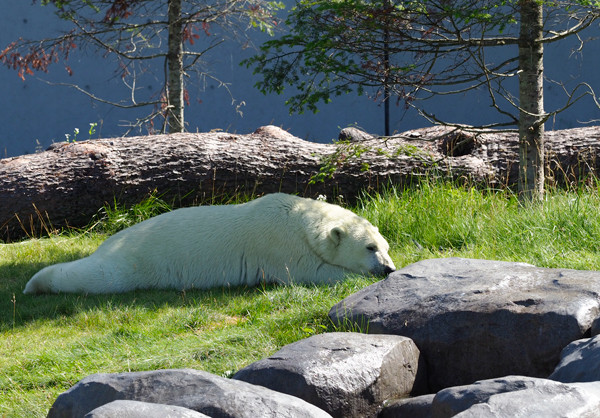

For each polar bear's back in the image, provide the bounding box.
[91,194,330,289]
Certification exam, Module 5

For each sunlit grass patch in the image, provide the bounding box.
[3,183,600,415]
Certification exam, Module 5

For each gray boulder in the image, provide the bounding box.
[233,332,427,417]
[432,376,600,417]
[48,368,332,418]
[592,315,600,335]
[379,394,435,418]
[84,400,209,418]
[549,335,600,383]
[329,258,600,390]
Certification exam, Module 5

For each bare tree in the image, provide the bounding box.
[1,0,281,133]
[246,0,600,200]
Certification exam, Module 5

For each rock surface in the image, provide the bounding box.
[549,335,600,383]
[233,332,427,417]
[431,376,600,417]
[379,394,435,418]
[329,257,600,390]
[48,368,332,418]
[84,400,209,418]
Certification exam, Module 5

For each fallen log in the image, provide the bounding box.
[1,124,599,242]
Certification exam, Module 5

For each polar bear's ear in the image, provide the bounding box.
[329,226,346,247]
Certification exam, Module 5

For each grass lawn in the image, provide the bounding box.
[3,182,600,416]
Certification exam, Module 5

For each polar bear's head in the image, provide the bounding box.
[315,217,396,276]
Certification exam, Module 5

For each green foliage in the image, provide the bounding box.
[309,139,370,184]
[246,0,599,119]
[245,0,520,113]
[249,1,286,36]
[4,184,600,415]
[91,192,173,235]
[310,139,434,185]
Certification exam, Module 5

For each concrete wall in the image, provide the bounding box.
[1,2,599,157]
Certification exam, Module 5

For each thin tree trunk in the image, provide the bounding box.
[167,0,185,133]
[518,0,545,200]
[383,0,391,137]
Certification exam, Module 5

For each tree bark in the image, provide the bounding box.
[167,0,185,133]
[518,0,546,200]
[1,124,600,242]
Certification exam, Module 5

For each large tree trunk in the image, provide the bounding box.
[1,125,600,242]
[518,0,545,200]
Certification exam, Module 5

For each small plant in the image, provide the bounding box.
[65,127,79,143]
[64,123,97,143]
[88,122,98,138]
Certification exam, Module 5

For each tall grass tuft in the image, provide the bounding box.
[88,192,173,235]
[356,181,600,269]
[3,182,600,415]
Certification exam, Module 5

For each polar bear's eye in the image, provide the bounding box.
[366,245,377,252]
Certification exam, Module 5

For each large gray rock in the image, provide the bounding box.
[549,335,600,383]
[431,376,600,417]
[84,400,209,418]
[379,394,435,418]
[47,368,332,418]
[233,332,427,417]
[329,258,600,390]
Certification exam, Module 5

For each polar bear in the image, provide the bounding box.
[23,193,395,294]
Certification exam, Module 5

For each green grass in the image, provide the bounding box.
[3,183,600,416]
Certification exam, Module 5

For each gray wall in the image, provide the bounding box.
[1,2,599,157]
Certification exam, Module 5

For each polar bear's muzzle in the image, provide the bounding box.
[370,262,395,276]
[367,252,396,276]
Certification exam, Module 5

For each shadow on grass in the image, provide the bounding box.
[1,256,286,331]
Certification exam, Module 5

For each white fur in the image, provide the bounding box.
[23,193,395,294]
